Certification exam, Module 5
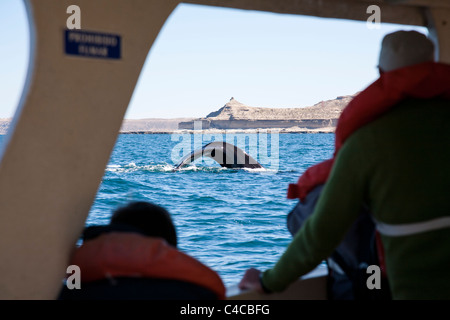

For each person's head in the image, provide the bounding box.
[378,30,435,73]
[110,201,177,247]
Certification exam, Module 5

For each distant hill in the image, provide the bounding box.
[120,118,195,133]
[179,94,356,131]
[0,117,196,135]
[205,95,354,120]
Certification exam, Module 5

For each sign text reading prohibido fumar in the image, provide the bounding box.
[65,29,121,60]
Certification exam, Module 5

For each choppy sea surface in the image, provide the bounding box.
[0,132,334,287]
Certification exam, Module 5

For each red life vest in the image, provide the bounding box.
[287,62,450,201]
[70,232,226,299]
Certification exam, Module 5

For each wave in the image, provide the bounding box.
[105,163,297,173]
[106,163,173,173]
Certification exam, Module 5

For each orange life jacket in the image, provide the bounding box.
[287,62,450,201]
[70,232,226,299]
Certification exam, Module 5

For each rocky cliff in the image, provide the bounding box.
[178,94,356,131]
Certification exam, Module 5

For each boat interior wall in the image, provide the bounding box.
[426,8,450,63]
[0,0,449,299]
[0,0,178,299]
[383,0,450,6]
[183,0,427,26]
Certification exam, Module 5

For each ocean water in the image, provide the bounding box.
[89,132,334,287]
[0,132,335,287]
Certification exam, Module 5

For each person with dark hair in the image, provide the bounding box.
[110,201,177,247]
[239,30,450,300]
[59,201,225,300]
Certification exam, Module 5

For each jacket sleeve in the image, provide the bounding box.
[262,135,370,292]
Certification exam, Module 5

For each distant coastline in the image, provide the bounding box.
[119,127,335,134]
[0,94,355,135]
[121,94,354,134]
[0,122,335,135]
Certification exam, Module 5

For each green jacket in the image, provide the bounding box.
[263,98,450,299]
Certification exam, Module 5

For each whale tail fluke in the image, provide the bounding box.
[174,142,263,170]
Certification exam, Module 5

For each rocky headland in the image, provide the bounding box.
[177,94,356,133]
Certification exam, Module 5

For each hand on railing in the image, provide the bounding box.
[238,268,265,294]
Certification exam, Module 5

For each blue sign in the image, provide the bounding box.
[65,29,121,60]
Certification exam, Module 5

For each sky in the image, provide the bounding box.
[0,1,427,119]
